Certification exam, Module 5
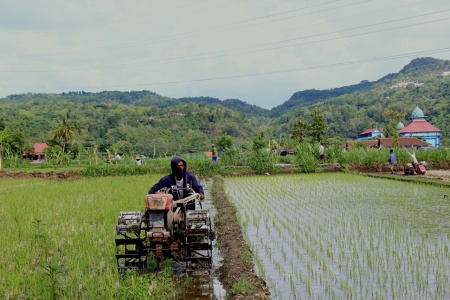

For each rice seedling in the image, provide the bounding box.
[0,175,185,299]
[224,173,450,299]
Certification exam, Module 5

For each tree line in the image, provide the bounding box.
[0,57,449,166]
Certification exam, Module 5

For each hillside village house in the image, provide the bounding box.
[22,142,48,162]
[357,127,384,140]
[356,106,441,148]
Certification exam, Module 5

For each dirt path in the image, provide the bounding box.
[420,170,450,181]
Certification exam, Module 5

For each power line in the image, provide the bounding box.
[0,0,367,58]
[123,47,450,85]
[3,13,449,73]
[4,47,449,91]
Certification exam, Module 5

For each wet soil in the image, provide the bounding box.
[210,175,271,299]
[2,165,449,299]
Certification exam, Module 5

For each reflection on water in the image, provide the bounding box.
[179,179,226,300]
[179,275,226,300]
[225,173,450,299]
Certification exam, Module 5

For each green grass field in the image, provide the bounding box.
[0,175,185,299]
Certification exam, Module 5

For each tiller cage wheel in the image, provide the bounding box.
[115,211,147,274]
[184,210,214,274]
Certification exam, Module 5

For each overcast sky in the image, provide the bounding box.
[1,0,449,109]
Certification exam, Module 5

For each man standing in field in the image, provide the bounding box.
[319,142,326,164]
[211,144,218,163]
[148,156,205,210]
[388,149,397,174]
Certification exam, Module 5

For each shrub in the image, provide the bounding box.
[247,150,277,172]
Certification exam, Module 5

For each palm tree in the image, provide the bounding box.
[52,117,83,153]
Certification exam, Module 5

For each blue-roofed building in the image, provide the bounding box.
[398,106,441,148]
[357,127,384,140]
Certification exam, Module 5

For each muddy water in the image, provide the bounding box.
[179,276,226,299]
[178,179,226,300]
[225,174,450,299]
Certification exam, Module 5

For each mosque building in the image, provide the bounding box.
[398,106,441,148]
[357,106,441,148]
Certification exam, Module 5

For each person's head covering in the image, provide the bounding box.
[211,144,215,147]
[170,156,186,178]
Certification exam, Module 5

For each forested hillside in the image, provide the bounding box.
[0,57,449,158]
[269,57,450,145]
[0,92,269,157]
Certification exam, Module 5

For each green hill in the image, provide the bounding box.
[268,57,450,143]
[1,57,449,157]
[0,90,268,156]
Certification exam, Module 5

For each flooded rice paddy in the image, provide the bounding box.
[179,179,226,299]
[225,173,450,299]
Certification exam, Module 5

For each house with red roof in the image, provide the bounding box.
[22,142,48,161]
[356,106,441,148]
[398,106,440,147]
[357,127,384,140]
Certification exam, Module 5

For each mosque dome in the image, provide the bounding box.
[411,106,424,117]
[397,121,404,130]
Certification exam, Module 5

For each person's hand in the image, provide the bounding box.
[200,194,205,201]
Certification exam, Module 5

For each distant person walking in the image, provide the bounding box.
[319,142,326,164]
[211,144,218,163]
[388,149,397,174]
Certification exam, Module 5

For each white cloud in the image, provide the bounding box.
[1,0,449,109]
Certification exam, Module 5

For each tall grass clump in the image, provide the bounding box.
[295,143,317,173]
[323,144,343,164]
[336,146,450,169]
[184,155,221,177]
[413,147,450,165]
[247,149,277,172]
[277,154,296,164]
[338,147,390,166]
[215,146,247,167]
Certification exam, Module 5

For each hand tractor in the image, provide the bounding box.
[115,187,214,274]
[404,161,427,175]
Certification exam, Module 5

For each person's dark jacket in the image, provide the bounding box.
[148,156,204,210]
